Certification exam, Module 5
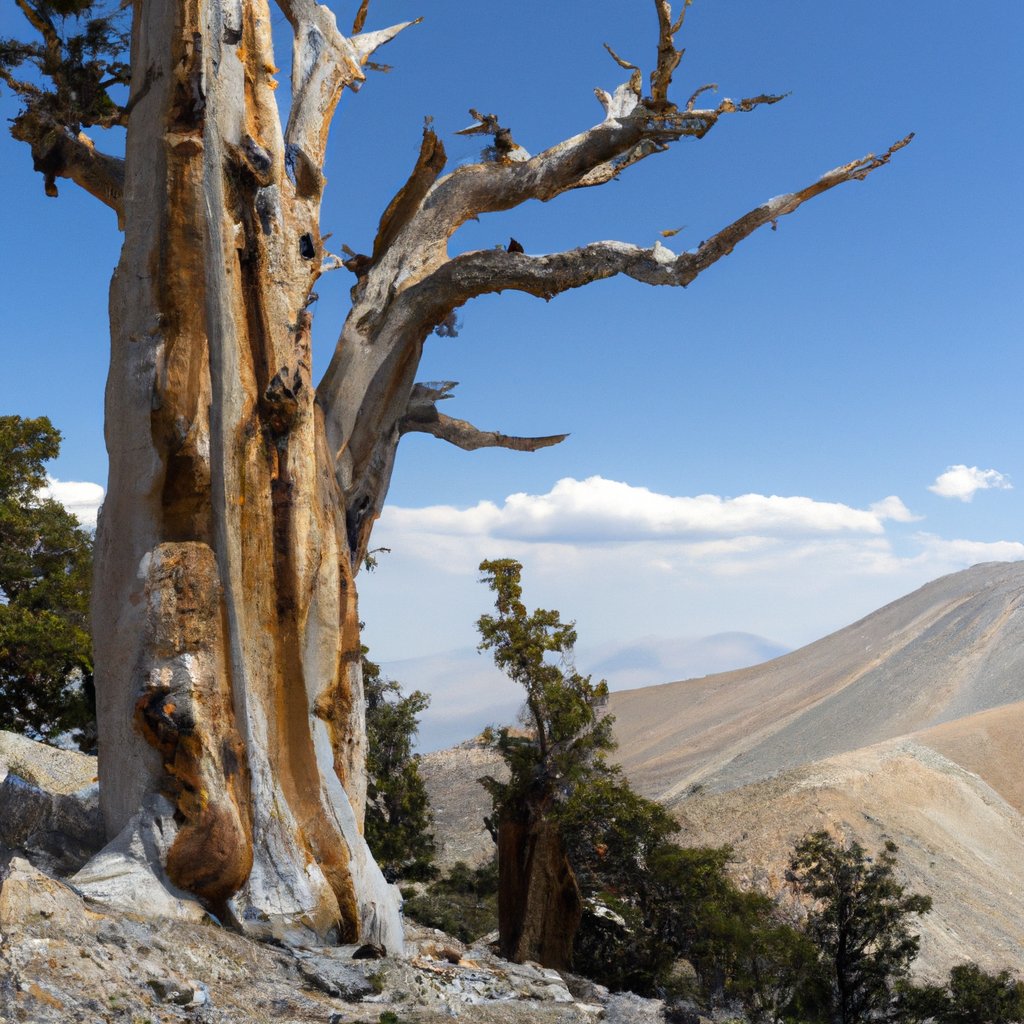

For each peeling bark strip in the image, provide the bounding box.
[4,0,909,951]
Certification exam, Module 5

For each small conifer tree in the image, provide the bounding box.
[791,832,932,1024]
[363,652,436,882]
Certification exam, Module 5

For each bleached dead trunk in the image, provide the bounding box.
[91,0,401,945]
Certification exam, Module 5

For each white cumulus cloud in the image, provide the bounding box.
[928,465,1012,502]
[383,476,918,544]
[359,476,1024,665]
[39,478,105,529]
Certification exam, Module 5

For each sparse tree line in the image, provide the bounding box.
[2,421,1021,1023]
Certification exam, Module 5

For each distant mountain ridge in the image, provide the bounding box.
[384,631,789,752]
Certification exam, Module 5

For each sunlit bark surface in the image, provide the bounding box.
[6,0,909,948]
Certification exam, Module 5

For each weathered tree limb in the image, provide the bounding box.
[13,0,61,69]
[0,67,40,101]
[650,0,688,108]
[278,0,419,171]
[413,134,915,311]
[423,92,786,238]
[316,0,909,579]
[402,414,568,453]
[371,129,448,264]
[400,383,567,451]
[10,112,124,214]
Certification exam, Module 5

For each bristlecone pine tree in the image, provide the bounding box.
[1,0,910,947]
[477,557,617,968]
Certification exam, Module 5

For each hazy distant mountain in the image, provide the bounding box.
[420,561,1024,978]
[585,632,788,691]
[381,631,788,751]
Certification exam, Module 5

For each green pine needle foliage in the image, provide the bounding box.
[363,652,437,882]
[0,415,94,748]
[791,832,933,1024]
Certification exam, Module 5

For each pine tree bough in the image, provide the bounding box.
[3,0,910,949]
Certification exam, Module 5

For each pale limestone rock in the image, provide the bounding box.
[0,730,97,795]
[0,857,97,930]
[69,794,207,922]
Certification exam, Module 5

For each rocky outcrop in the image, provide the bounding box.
[0,774,102,877]
[0,856,666,1023]
[0,732,104,876]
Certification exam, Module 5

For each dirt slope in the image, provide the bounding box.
[609,561,1024,802]
[675,735,1024,980]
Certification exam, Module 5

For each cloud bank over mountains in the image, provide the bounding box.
[39,469,1022,675]
[360,474,1024,663]
[385,476,921,543]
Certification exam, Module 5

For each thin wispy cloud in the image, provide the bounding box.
[929,465,1012,502]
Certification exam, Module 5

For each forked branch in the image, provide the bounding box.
[650,0,689,108]
[279,0,419,172]
[400,382,567,452]
[416,135,914,309]
[425,91,785,238]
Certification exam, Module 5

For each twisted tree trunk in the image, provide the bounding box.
[4,0,910,949]
[87,0,411,945]
[497,813,582,970]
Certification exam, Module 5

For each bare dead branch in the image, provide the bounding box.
[603,41,642,98]
[371,129,448,263]
[0,67,42,100]
[352,0,371,34]
[650,0,687,108]
[11,112,124,217]
[425,91,785,235]
[401,410,568,453]
[603,43,640,73]
[685,83,717,111]
[415,135,913,309]
[281,3,419,171]
[351,21,421,66]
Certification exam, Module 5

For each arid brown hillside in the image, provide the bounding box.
[610,561,1024,803]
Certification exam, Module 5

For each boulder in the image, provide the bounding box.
[0,730,97,795]
[0,774,104,876]
[70,794,208,922]
[0,856,96,931]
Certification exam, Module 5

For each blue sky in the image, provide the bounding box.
[2,2,1022,710]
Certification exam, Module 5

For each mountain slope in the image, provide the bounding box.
[610,561,1024,802]
[673,735,1024,980]
[421,562,1024,977]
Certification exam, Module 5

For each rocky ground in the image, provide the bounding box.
[0,733,672,1024]
[0,853,672,1024]
[418,740,506,873]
